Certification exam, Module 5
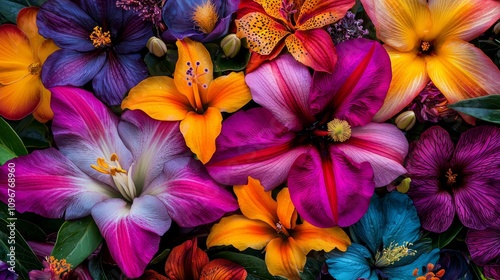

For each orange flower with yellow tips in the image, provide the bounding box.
[206,177,351,279]
[0,7,58,123]
[121,38,251,164]
[235,0,354,72]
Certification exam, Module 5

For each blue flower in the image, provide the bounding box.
[326,191,440,280]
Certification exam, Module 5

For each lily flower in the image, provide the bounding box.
[0,7,58,123]
[235,0,354,72]
[36,0,153,106]
[326,191,440,280]
[360,0,500,123]
[206,39,408,227]
[121,38,251,164]
[0,87,238,278]
[207,177,351,279]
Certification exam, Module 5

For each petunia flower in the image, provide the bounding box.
[162,0,239,43]
[0,86,238,278]
[326,191,440,280]
[36,0,153,106]
[0,7,58,123]
[406,125,500,233]
[206,38,408,227]
[360,0,500,123]
[121,38,251,164]
[206,177,351,279]
[164,238,247,280]
[235,0,354,72]
[466,227,500,271]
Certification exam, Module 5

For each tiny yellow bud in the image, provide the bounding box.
[395,111,416,131]
[396,178,411,194]
[220,34,241,58]
[147,37,168,57]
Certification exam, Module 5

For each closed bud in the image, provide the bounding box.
[395,111,416,131]
[147,37,167,57]
[494,22,500,35]
[220,34,241,58]
[396,178,411,194]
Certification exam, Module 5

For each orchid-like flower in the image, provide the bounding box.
[360,0,500,123]
[235,0,354,72]
[207,177,350,279]
[206,39,408,227]
[122,38,251,164]
[0,7,58,123]
[0,87,238,278]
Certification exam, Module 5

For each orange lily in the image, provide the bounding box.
[206,177,350,279]
[0,7,58,123]
[121,38,251,164]
[361,0,500,123]
[235,0,354,73]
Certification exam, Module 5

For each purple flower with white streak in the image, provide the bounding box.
[0,87,237,278]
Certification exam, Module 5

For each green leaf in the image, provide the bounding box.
[212,251,285,280]
[144,48,178,77]
[150,248,170,265]
[88,256,123,280]
[51,216,103,269]
[0,0,25,24]
[206,43,251,74]
[433,220,463,248]
[448,95,500,124]
[470,262,489,280]
[299,258,322,280]
[10,116,51,149]
[0,118,28,165]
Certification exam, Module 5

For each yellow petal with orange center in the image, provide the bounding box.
[276,188,297,230]
[121,76,191,121]
[199,259,247,280]
[206,215,277,251]
[254,0,287,22]
[165,238,209,280]
[17,7,44,53]
[265,237,305,280]
[296,0,354,30]
[0,25,35,84]
[204,72,251,113]
[292,221,350,254]
[0,75,41,120]
[373,45,429,122]
[235,12,289,56]
[234,177,278,228]
[180,107,222,164]
[33,87,53,123]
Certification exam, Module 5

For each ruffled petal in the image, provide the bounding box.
[466,228,500,266]
[204,72,251,113]
[17,7,45,52]
[265,237,305,280]
[199,259,247,280]
[336,123,408,187]
[206,215,277,251]
[296,0,354,30]
[285,29,337,73]
[288,147,374,227]
[326,243,376,280]
[245,54,314,130]
[373,46,428,122]
[276,188,297,230]
[292,222,350,254]
[165,238,209,280]
[91,196,172,278]
[381,191,421,247]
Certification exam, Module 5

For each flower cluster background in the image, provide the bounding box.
[0,0,499,279]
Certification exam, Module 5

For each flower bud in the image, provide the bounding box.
[220,34,241,58]
[396,178,411,194]
[147,37,167,57]
[494,22,500,35]
[395,111,416,131]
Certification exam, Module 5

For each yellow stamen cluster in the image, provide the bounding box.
[192,0,219,34]
[28,62,41,75]
[445,168,457,185]
[327,119,352,142]
[91,153,137,201]
[373,241,416,267]
[91,153,127,175]
[89,26,111,48]
[46,256,71,276]
[421,41,431,52]
[413,263,446,280]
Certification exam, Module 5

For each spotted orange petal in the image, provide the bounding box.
[265,237,305,280]
[285,29,337,72]
[234,177,278,228]
[254,0,287,22]
[296,0,354,30]
[199,259,247,280]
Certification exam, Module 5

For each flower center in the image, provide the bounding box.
[46,256,71,277]
[275,221,290,237]
[327,119,351,142]
[91,153,137,201]
[373,241,416,267]
[28,62,41,75]
[445,168,457,185]
[279,0,297,27]
[192,0,219,34]
[89,26,111,48]
[418,41,434,55]
[185,61,209,112]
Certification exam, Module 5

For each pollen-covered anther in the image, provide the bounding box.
[28,62,41,75]
[327,119,352,142]
[90,26,111,48]
[373,241,416,267]
[91,153,137,201]
[445,168,457,185]
[47,256,71,276]
[192,0,219,34]
[420,41,431,52]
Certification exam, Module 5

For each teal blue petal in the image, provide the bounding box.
[326,243,376,280]
[382,248,440,280]
[381,191,420,246]
[350,193,383,254]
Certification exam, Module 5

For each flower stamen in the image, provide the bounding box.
[185,61,209,112]
[28,62,41,75]
[90,26,111,48]
[46,256,71,277]
[445,168,457,185]
[327,119,351,142]
[91,153,137,201]
[192,0,218,34]
[373,241,416,267]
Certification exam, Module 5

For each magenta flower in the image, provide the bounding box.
[0,87,237,278]
[206,39,408,227]
[406,126,500,233]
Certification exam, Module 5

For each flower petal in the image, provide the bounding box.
[113,10,153,54]
[204,72,251,113]
[276,188,297,230]
[288,147,375,227]
[234,177,278,229]
[349,194,383,254]
[246,54,314,130]
[296,0,354,30]
[91,196,172,278]
[165,238,209,280]
[265,237,306,280]
[17,7,44,52]
[336,122,408,187]
[285,29,337,72]
[326,243,377,280]
[199,259,247,280]
[373,45,429,122]
[0,75,41,120]
[0,149,113,220]
[311,39,391,126]
[292,222,350,254]
[0,24,34,83]
[206,215,277,251]
[382,247,440,280]
[466,228,500,266]
[380,191,421,246]
[32,87,53,123]
[253,0,286,22]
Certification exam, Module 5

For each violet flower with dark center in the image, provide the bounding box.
[407,81,458,123]
[327,11,369,44]
[406,125,500,233]
[36,0,153,106]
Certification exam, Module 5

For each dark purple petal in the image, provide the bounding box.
[113,9,153,53]
[466,227,500,266]
[311,38,391,126]
[484,264,500,279]
[92,52,148,106]
[199,14,233,42]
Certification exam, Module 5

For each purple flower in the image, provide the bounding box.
[36,0,153,106]
[327,11,369,44]
[466,227,500,267]
[406,126,500,233]
[0,261,17,280]
[0,87,237,278]
[407,82,458,123]
[116,0,163,25]
[206,39,408,227]
[161,0,239,43]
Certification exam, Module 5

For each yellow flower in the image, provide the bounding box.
[121,38,251,164]
[206,177,351,280]
[0,7,59,122]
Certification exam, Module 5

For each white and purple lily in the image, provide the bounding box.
[0,87,238,278]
